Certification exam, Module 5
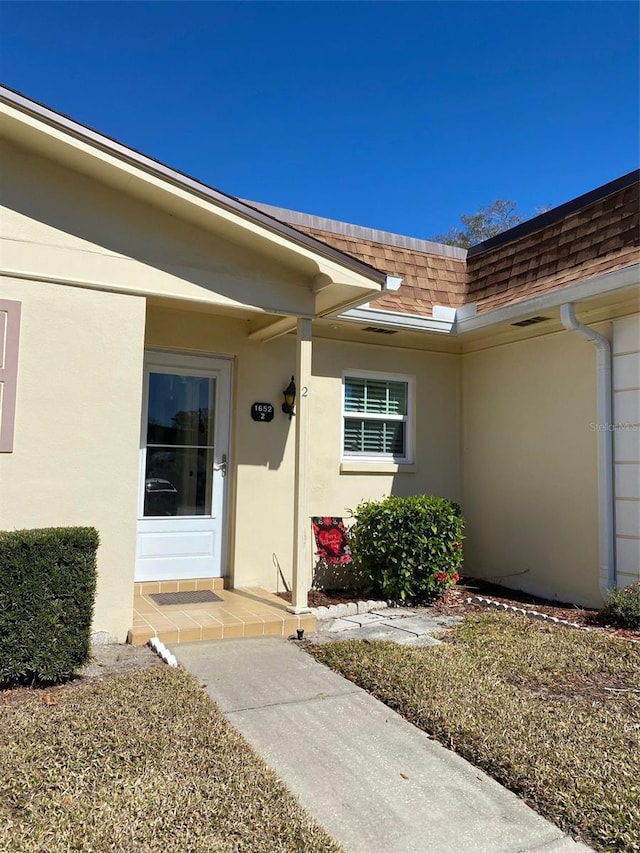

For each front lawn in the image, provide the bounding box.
[0,667,341,853]
[307,612,640,853]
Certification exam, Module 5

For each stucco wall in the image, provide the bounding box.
[0,278,146,641]
[146,306,462,593]
[310,339,461,512]
[462,329,601,607]
[613,313,640,586]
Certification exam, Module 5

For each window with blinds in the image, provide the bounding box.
[343,373,412,460]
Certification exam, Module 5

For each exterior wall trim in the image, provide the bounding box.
[0,298,21,452]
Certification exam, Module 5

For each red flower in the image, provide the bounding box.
[455,541,463,549]
[452,572,460,583]
[436,571,447,582]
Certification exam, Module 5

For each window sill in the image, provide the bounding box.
[340,461,417,474]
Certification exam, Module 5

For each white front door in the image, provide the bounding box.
[135,351,231,581]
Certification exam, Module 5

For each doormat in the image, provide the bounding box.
[150,590,223,606]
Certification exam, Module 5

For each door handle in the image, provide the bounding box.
[214,454,227,477]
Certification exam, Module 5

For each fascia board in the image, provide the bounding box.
[334,265,639,338]
[457,265,640,333]
[336,305,455,334]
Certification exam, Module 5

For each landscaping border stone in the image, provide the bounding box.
[468,596,587,630]
[309,599,387,621]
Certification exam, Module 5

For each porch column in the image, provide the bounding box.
[289,317,313,613]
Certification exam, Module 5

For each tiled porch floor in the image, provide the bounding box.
[128,578,316,645]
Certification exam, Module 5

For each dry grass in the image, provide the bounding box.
[308,612,640,852]
[0,667,342,853]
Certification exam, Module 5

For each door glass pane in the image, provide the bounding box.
[147,373,215,446]
[144,370,217,517]
[144,447,214,516]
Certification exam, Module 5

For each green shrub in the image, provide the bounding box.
[349,495,464,603]
[601,583,640,629]
[0,527,99,686]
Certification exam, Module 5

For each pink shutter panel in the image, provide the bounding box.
[0,299,21,452]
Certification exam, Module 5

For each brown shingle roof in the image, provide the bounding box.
[292,226,467,314]
[252,171,638,320]
[467,181,639,313]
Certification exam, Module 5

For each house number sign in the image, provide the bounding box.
[251,402,274,422]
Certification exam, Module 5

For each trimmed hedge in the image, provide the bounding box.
[0,527,99,686]
[350,495,464,603]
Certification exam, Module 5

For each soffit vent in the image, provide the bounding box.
[362,325,399,335]
[511,316,551,328]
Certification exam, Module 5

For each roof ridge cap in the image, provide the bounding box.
[240,200,468,260]
[468,169,640,258]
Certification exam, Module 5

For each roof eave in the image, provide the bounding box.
[0,85,386,289]
[455,264,639,333]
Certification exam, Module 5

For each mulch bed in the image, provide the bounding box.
[449,579,640,643]
[279,578,640,642]
[277,589,371,608]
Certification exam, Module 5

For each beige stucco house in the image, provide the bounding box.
[1,86,638,642]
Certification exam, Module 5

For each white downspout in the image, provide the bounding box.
[559,304,615,598]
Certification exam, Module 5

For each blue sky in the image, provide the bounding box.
[1,1,638,239]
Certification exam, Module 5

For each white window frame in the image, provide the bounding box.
[341,369,414,464]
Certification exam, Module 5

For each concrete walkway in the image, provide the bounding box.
[307,606,465,646]
[172,637,592,853]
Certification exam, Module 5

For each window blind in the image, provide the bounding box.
[343,375,409,457]
[344,377,407,416]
